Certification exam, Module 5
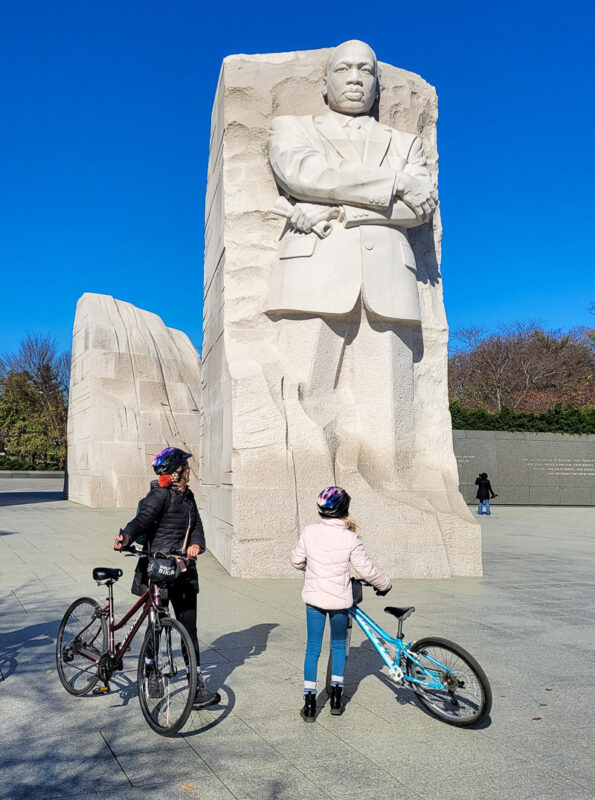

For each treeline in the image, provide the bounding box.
[449,318,595,433]
[0,335,70,469]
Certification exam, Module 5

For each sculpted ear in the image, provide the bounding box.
[322,74,327,99]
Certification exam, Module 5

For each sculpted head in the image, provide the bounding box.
[323,40,379,116]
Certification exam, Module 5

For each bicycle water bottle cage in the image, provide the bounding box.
[92,567,123,584]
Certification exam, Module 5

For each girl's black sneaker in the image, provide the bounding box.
[330,684,344,715]
[300,691,317,722]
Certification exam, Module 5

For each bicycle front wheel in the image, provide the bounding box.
[138,617,197,736]
[406,636,492,728]
[56,597,107,696]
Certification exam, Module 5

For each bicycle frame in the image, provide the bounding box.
[349,605,455,690]
[73,583,162,668]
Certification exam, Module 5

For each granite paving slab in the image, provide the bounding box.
[0,486,593,799]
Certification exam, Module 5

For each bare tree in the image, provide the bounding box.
[449,323,595,413]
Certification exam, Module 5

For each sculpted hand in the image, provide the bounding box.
[186,544,201,559]
[289,203,341,233]
[395,174,438,220]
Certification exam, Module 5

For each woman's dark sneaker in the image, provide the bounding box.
[193,675,221,709]
[300,691,317,722]
[147,670,163,699]
[330,684,344,715]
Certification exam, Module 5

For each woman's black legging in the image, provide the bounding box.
[168,578,201,666]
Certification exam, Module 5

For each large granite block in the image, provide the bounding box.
[66,293,202,508]
[200,44,481,577]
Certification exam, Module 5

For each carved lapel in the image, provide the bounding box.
[363,120,392,166]
[314,113,361,162]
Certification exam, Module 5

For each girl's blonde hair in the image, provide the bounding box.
[341,517,357,532]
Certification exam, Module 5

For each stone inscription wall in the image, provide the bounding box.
[453,430,595,505]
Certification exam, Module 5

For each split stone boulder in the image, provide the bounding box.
[66,293,202,508]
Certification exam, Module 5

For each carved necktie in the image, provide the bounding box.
[347,117,365,160]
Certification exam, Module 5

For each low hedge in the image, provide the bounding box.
[450,402,595,434]
[0,456,61,471]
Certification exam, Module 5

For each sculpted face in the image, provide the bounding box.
[324,40,378,116]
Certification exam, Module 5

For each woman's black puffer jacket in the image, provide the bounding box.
[122,480,206,596]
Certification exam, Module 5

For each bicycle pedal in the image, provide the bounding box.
[388,666,404,683]
[93,684,111,694]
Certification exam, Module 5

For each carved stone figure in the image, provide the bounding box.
[268,40,436,322]
[266,40,439,493]
[67,293,201,508]
[201,44,481,577]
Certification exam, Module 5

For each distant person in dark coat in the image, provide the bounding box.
[475,473,496,515]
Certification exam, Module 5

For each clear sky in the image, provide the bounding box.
[1,0,593,357]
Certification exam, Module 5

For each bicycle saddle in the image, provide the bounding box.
[384,606,415,621]
[93,567,123,583]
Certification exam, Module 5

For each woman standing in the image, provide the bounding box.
[291,487,391,721]
[114,447,220,709]
[475,472,496,515]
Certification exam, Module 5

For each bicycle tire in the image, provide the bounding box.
[137,616,197,736]
[325,615,353,695]
[405,636,492,728]
[56,596,107,696]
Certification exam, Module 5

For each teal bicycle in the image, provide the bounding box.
[326,579,492,727]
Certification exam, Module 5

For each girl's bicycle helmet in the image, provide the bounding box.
[316,486,351,518]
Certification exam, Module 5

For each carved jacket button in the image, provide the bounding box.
[365,240,374,250]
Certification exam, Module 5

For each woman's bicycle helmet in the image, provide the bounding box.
[316,486,351,518]
[152,447,192,476]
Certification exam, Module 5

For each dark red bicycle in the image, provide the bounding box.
[55,548,197,736]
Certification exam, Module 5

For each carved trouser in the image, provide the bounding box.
[271,295,422,498]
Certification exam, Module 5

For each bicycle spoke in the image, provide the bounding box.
[138,618,196,735]
[407,641,488,724]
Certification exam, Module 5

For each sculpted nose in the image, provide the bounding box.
[346,67,362,84]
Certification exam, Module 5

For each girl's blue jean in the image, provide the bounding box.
[304,604,349,688]
[478,499,491,515]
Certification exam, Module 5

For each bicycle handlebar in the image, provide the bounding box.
[352,578,392,596]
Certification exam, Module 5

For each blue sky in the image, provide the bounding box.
[1,0,593,357]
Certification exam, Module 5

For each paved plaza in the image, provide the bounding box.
[0,478,593,799]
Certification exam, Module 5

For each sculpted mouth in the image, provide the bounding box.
[344,91,363,100]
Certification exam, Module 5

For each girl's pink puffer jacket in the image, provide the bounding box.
[290,518,391,610]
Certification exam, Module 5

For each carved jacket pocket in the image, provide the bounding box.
[279,231,317,259]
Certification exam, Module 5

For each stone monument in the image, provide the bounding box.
[201,41,481,577]
[67,293,202,507]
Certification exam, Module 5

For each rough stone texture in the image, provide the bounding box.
[67,293,201,507]
[454,430,595,505]
[201,47,481,577]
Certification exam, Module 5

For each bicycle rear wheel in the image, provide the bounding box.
[406,636,492,728]
[56,597,107,696]
[138,616,197,736]
[325,615,353,694]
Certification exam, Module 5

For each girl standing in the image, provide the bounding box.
[290,487,391,721]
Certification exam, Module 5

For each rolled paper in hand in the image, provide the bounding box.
[271,196,332,239]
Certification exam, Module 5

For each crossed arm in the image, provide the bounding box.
[269,116,438,233]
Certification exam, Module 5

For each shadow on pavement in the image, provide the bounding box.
[0,492,64,507]
[0,618,59,681]
[182,622,279,738]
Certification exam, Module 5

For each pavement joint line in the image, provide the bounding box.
[98,730,134,787]
[11,589,28,614]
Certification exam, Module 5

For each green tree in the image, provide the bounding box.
[0,335,70,468]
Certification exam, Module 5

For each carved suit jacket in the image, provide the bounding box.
[266,111,434,322]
